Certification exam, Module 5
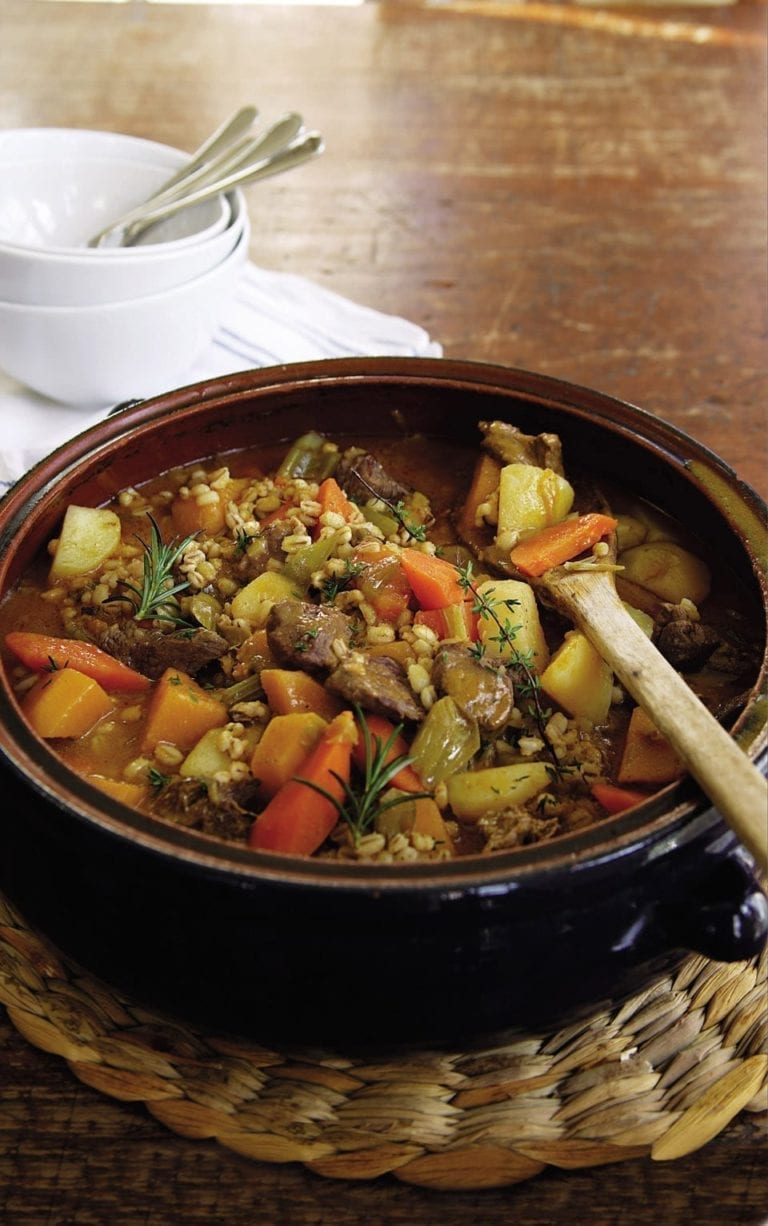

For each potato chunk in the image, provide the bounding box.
[230,571,302,625]
[540,630,613,725]
[476,578,550,671]
[496,463,574,548]
[618,542,711,606]
[49,505,122,579]
[446,761,551,821]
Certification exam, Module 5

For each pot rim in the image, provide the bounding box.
[1,356,766,892]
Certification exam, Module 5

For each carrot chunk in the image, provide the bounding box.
[353,711,426,795]
[5,631,150,693]
[141,667,227,754]
[314,477,356,536]
[400,548,465,610]
[591,781,651,815]
[248,710,358,855]
[509,513,618,578]
[21,668,114,738]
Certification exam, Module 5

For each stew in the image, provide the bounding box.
[0,422,760,861]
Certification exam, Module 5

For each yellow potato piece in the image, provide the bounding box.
[230,571,302,624]
[446,761,551,822]
[618,542,711,606]
[49,505,122,579]
[476,579,550,671]
[540,630,613,725]
[496,463,574,547]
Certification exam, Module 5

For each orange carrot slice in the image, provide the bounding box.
[248,710,358,855]
[400,548,465,610]
[5,631,150,693]
[509,513,617,578]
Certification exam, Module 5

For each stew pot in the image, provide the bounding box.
[0,358,766,1047]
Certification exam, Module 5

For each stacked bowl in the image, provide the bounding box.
[0,128,250,406]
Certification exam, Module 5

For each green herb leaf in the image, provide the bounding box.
[115,514,196,626]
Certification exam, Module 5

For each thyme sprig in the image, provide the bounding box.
[297,706,429,844]
[115,514,197,626]
[320,559,365,604]
[350,470,428,542]
[455,561,560,774]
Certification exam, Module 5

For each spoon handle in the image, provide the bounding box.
[548,569,768,872]
[150,105,259,198]
[136,112,305,212]
[117,133,324,247]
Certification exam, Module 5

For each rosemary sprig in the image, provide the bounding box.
[455,561,559,773]
[116,514,197,626]
[297,707,429,844]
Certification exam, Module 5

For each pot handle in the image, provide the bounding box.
[662,849,768,963]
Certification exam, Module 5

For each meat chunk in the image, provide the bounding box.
[266,600,354,672]
[335,448,411,504]
[430,643,515,733]
[479,420,565,475]
[99,623,228,679]
[152,776,260,841]
[235,519,296,581]
[326,652,424,723]
[653,604,720,672]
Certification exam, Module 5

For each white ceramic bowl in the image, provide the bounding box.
[0,129,230,255]
[0,219,249,407]
[0,191,246,306]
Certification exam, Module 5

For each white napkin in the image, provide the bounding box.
[0,262,442,493]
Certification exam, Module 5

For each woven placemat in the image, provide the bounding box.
[1,893,765,1191]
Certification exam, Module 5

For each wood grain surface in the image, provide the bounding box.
[1,1,766,1220]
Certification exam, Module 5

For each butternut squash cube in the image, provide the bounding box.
[617,706,685,785]
[249,711,328,797]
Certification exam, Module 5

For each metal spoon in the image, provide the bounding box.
[116,112,305,222]
[97,131,324,249]
[145,105,259,201]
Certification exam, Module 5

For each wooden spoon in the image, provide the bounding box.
[539,562,768,874]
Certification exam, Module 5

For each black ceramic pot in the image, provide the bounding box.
[0,358,765,1048]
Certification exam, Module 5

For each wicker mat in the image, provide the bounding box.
[1,893,765,1191]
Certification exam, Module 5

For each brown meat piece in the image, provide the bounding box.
[653,607,720,672]
[335,448,411,504]
[99,623,228,679]
[326,652,424,723]
[152,776,260,842]
[479,420,565,475]
[431,643,515,733]
[266,600,354,672]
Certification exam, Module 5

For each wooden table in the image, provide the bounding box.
[1,1,766,1220]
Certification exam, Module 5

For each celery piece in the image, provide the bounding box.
[186,592,223,632]
[276,431,339,482]
[410,696,480,787]
[214,673,264,708]
[360,500,399,539]
[284,530,343,586]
